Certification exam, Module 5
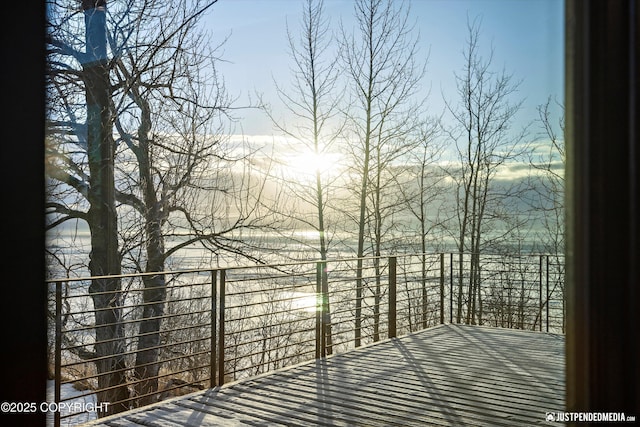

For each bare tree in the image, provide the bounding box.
[443,17,526,324]
[46,0,128,413]
[527,97,565,331]
[395,119,448,327]
[261,0,343,354]
[46,0,280,412]
[265,0,342,260]
[339,0,426,345]
[529,97,565,255]
[108,0,228,404]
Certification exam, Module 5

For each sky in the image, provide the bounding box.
[204,0,565,137]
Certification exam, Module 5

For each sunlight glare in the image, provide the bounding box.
[290,292,320,313]
[284,151,340,181]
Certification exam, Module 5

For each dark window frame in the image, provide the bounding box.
[565,0,639,418]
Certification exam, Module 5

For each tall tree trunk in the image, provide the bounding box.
[467,153,480,325]
[372,147,384,342]
[133,207,166,405]
[457,163,473,323]
[355,105,371,348]
[420,170,428,328]
[133,99,167,406]
[134,262,166,405]
[82,0,129,415]
[315,122,333,355]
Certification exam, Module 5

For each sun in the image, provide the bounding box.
[283,151,341,182]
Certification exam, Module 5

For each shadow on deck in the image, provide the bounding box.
[85,324,565,426]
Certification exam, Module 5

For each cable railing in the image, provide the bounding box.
[46,252,565,426]
[445,253,566,332]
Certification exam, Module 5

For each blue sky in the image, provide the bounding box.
[205,0,564,136]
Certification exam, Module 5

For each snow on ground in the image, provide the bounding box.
[46,380,98,427]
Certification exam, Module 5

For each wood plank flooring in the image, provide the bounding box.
[85,324,565,426]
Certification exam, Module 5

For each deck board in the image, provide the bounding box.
[86,324,565,426]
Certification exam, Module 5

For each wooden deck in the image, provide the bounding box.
[85,324,565,426]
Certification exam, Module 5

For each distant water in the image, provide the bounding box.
[45,227,467,279]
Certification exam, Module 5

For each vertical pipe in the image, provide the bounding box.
[440,253,445,325]
[450,253,454,323]
[316,262,322,359]
[321,261,330,356]
[355,259,362,348]
[388,257,397,338]
[55,282,62,427]
[217,270,226,386]
[546,255,550,333]
[210,270,217,388]
[421,254,427,329]
[539,255,543,332]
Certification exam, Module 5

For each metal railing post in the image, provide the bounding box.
[546,256,550,333]
[539,255,543,332]
[422,254,427,330]
[210,270,217,388]
[321,261,331,355]
[55,282,62,427]
[217,269,226,386]
[449,253,454,323]
[316,262,322,359]
[388,257,397,339]
[440,253,445,325]
[355,259,362,348]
